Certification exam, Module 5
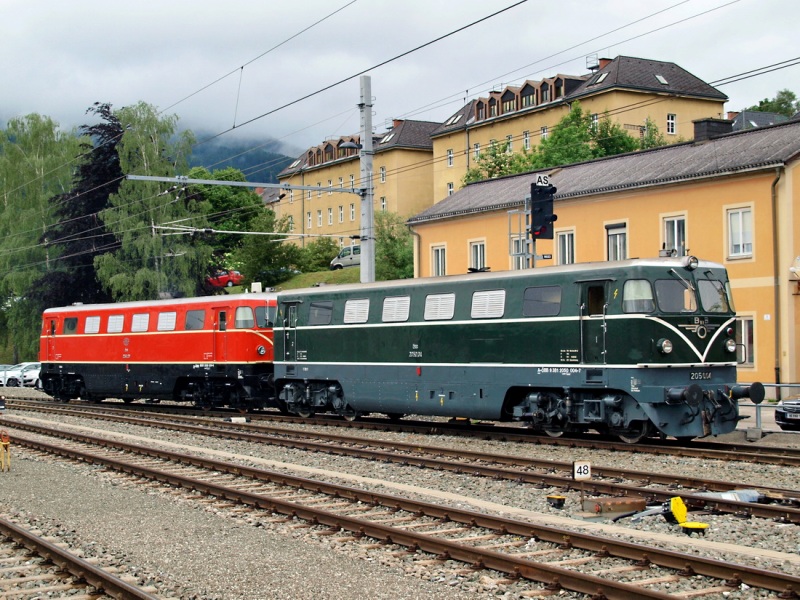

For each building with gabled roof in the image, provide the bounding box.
[430,55,728,202]
[277,119,440,247]
[408,118,800,392]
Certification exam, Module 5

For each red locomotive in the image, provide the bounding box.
[39,293,278,410]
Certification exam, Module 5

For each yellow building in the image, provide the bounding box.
[430,56,728,203]
[277,119,440,247]
[408,118,800,395]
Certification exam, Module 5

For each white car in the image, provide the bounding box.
[1,362,40,388]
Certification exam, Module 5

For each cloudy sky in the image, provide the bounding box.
[2,0,798,156]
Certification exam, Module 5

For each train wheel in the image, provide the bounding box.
[617,421,652,444]
[123,398,134,404]
[544,428,565,438]
[295,407,315,418]
[386,413,405,421]
[341,410,360,422]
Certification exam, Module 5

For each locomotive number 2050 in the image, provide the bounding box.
[690,372,712,380]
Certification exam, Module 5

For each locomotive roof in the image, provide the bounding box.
[278,256,725,298]
[43,292,278,314]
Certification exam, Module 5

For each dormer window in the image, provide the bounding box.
[380,133,395,143]
[592,72,609,85]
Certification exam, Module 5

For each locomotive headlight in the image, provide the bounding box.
[683,255,699,271]
[256,345,266,356]
[724,338,737,353]
[657,338,673,354]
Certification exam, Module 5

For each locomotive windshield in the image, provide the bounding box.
[654,279,697,313]
[697,278,733,313]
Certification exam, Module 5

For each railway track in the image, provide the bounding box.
[10,396,800,465]
[5,421,800,599]
[0,515,159,599]
[5,403,800,524]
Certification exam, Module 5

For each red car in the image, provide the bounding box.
[206,269,244,288]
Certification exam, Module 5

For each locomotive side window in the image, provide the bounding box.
[157,311,177,331]
[308,301,334,325]
[587,286,605,315]
[522,285,561,317]
[255,306,277,327]
[234,307,254,328]
[131,313,150,332]
[622,280,655,313]
[424,293,455,321]
[344,299,369,324]
[655,280,697,313]
[698,279,731,313]
[85,316,101,334]
[471,289,505,319]
[64,318,78,334]
[185,309,206,330]
[382,296,410,322]
[107,314,124,333]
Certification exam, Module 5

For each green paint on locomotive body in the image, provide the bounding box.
[273,257,743,438]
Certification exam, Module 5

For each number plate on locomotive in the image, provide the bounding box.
[690,372,712,380]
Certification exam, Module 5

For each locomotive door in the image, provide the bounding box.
[580,281,608,364]
[213,308,228,362]
[45,317,58,361]
[282,303,299,362]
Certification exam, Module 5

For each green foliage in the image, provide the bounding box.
[535,103,595,167]
[639,117,667,149]
[234,209,300,285]
[374,211,413,280]
[0,113,83,360]
[296,237,340,272]
[592,113,639,157]
[94,102,210,300]
[746,89,799,117]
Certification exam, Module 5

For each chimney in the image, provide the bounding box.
[598,57,612,70]
[392,119,404,129]
[693,118,733,142]
[727,111,740,120]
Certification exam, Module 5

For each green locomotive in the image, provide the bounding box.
[273,256,764,442]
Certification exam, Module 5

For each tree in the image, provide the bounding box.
[94,102,208,300]
[296,237,340,272]
[29,103,122,311]
[0,113,82,360]
[234,208,299,286]
[746,89,799,117]
[374,211,413,280]
[639,117,667,150]
[592,113,638,157]
[535,102,595,168]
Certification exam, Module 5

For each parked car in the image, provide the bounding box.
[1,362,40,388]
[775,398,800,431]
[206,269,244,288]
[329,245,360,270]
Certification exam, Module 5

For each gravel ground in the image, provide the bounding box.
[1,390,799,599]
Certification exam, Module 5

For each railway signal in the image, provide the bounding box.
[530,183,558,239]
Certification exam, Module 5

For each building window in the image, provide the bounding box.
[667,113,676,135]
[521,92,534,108]
[380,197,387,212]
[327,179,332,194]
[736,316,755,366]
[350,203,355,221]
[288,215,294,232]
[307,212,312,229]
[606,224,627,261]
[338,205,344,223]
[523,131,530,151]
[470,241,486,271]
[447,149,454,167]
[505,135,513,153]
[473,143,480,159]
[289,190,294,203]
[317,210,322,227]
[727,207,753,257]
[541,126,548,140]
[664,216,686,256]
[432,246,446,277]
[317,183,322,197]
[350,174,355,189]
[379,166,386,183]
[502,99,515,113]
[511,236,527,270]
[306,190,312,200]
[338,177,343,189]
[327,207,333,225]
[557,231,575,265]
[447,182,454,196]
[591,113,599,131]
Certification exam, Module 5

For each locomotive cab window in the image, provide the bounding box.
[698,279,731,313]
[522,286,561,317]
[655,280,697,313]
[255,305,277,328]
[308,301,334,325]
[622,280,655,313]
[185,310,205,330]
[234,306,254,328]
[64,317,78,335]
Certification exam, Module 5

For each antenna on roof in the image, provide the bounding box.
[586,54,599,72]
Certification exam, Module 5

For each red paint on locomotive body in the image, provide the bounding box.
[38,293,278,409]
